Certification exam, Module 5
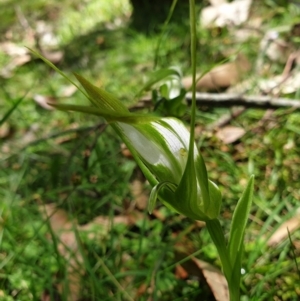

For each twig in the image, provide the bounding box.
[263,51,299,96]
[186,92,300,109]
[206,107,246,130]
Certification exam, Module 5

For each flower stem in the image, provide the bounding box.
[189,0,197,151]
[206,219,240,301]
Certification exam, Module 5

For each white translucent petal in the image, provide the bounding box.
[151,120,187,171]
[161,118,190,148]
[161,118,199,159]
[152,122,185,153]
[118,122,172,169]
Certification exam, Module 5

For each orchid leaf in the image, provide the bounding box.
[228,175,254,266]
[194,153,211,214]
[137,67,181,96]
[148,181,177,214]
[52,103,158,124]
[174,155,207,221]
[74,74,129,113]
[206,219,232,281]
[208,180,222,219]
[28,48,87,98]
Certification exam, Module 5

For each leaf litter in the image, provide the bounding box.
[39,203,142,301]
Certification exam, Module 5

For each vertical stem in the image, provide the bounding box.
[206,219,240,301]
[206,219,232,281]
[154,0,178,69]
[189,0,197,152]
[189,3,242,301]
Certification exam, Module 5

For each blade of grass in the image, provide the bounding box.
[287,228,300,280]
[0,95,25,125]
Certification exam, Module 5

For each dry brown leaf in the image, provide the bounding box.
[79,214,135,239]
[216,126,246,144]
[175,264,188,279]
[175,252,229,301]
[40,204,82,301]
[151,208,167,221]
[0,54,31,78]
[54,133,78,145]
[192,258,229,301]
[182,54,251,91]
[267,211,300,246]
[0,41,28,56]
[201,0,252,28]
[0,122,13,139]
[292,240,300,250]
[21,123,40,145]
[39,205,134,301]
[259,30,291,65]
[130,179,148,210]
[33,94,56,110]
[209,0,227,5]
[41,288,61,301]
[121,143,133,158]
[0,42,32,77]
[257,72,300,95]
[40,205,140,301]
[60,85,78,98]
[136,283,147,299]
[39,49,64,64]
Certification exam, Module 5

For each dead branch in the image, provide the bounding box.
[186,92,300,109]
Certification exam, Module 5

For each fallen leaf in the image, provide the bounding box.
[292,240,300,250]
[0,122,13,139]
[21,123,40,145]
[216,126,246,144]
[175,264,188,279]
[258,72,300,95]
[175,251,229,301]
[259,30,290,64]
[0,42,32,77]
[192,258,229,301]
[39,204,83,301]
[130,179,148,210]
[0,41,28,56]
[209,0,227,5]
[267,211,300,246]
[0,54,31,78]
[39,204,142,300]
[182,54,251,91]
[121,143,133,158]
[33,94,56,110]
[60,85,78,98]
[201,0,252,28]
[39,49,64,64]
[136,283,147,298]
[231,17,262,43]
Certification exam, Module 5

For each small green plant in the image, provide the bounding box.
[30,1,254,299]
[138,66,187,117]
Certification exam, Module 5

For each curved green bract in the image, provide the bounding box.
[148,181,177,214]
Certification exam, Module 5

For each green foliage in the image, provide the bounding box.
[137,67,187,117]
[0,96,25,126]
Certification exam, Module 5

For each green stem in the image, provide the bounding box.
[189,0,197,152]
[154,0,178,69]
[206,219,231,279]
[206,219,240,301]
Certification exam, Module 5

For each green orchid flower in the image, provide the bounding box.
[53,73,222,221]
[29,0,254,296]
